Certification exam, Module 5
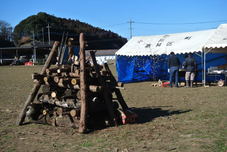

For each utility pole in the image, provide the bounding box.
[46,24,51,45]
[32,31,36,64]
[128,20,134,39]
[42,27,45,44]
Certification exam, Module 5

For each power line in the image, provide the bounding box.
[101,19,227,28]
[101,19,227,38]
[135,19,227,25]
[104,22,127,28]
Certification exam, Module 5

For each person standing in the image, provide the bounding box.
[168,52,180,87]
[183,53,196,87]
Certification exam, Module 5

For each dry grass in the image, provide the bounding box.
[0,65,226,152]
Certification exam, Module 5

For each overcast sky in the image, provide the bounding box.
[1,0,227,39]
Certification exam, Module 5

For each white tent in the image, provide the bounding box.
[204,24,227,50]
[116,24,227,85]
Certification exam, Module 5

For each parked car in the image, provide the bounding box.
[10,56,29,65]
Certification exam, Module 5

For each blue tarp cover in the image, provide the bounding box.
[116,53,227,83]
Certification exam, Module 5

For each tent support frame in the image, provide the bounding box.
[202,48,212,87]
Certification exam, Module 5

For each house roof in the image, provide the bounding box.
[116,24,227,56]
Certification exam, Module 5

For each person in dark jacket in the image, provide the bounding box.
[168,52,180,87]
[182,53,196,87]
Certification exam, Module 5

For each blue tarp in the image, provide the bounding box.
[62,47,79,64]
[116,53,227,83]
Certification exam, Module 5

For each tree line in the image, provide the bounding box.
[10,12,127,49]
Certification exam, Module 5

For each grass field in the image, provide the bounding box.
[0,65,226,152]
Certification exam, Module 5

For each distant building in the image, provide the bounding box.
[86,49,118,64]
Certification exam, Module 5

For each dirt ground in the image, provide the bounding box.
[0,65,226,152]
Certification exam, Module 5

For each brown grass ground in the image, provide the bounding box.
[0,65,226,152]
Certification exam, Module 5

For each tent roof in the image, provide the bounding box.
[116,24,227,56]
[203,24,227,49]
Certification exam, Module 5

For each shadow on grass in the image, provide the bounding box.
[20,106,191,133]
[131,106,192,124]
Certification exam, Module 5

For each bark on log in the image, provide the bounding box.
[16,41,59,126]
[78,33,88,133]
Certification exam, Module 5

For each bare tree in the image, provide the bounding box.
[0,20,13,41]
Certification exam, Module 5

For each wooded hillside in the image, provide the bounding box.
[13,12,127,49]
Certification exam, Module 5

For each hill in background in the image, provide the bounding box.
[13,12,127,49]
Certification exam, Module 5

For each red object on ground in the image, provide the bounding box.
[119,109,138,125]
[24,61,33,66]
[162,81,170,87]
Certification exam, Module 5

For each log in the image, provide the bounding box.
[56,107,63,117]
[100,70,108,76]
[57,68,71,74]
[61,72,68,77]
[53,76,60,83]
[67,38,74,62]
[117,82,124,87]
[76,90,81,100]
[71,78,80,85]
[69,70,80,77]
[42,85,51,93]
[43,76,58,86]
[74,60,80,65]
[32,73,44,81]
[51,92,57,98]
[73,85,80,90]
[89,85,102,92]
[45,69,51,75]
[90,51,118,126]
[72,84,102,92]
[45,67,59,75]
[17,41,59,126]
[58,78,67,88]
[43,76,50,85]
[70,109,80,117]
[78,33,88,133]
[103,63,129,111]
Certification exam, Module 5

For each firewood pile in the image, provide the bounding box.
[17,33,137,133]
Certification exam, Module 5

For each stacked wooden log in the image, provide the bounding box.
[17,33,137,133]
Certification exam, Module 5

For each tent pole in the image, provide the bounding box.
[203,48,212,87]
[16,49,18,57]
[195,52,203,85]
[203,50,206,87]
[0,50,2,64]
[33,47,37,64]
[202,51,204,86]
